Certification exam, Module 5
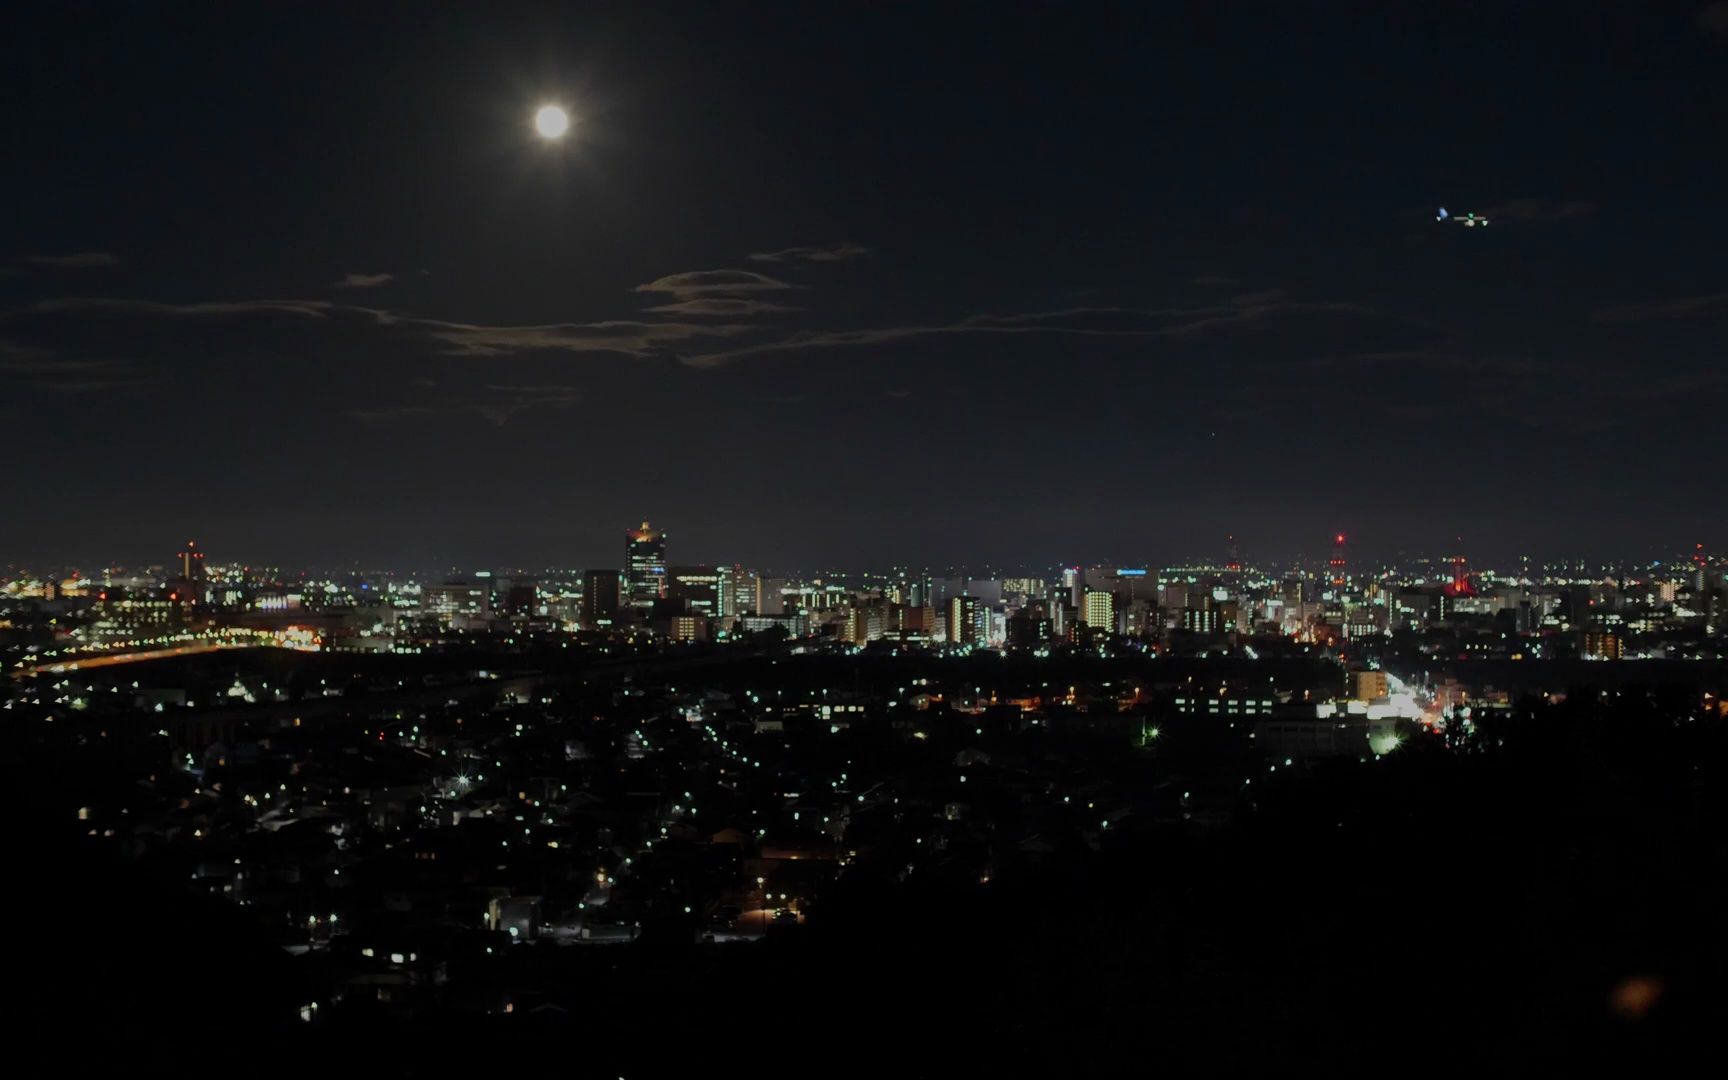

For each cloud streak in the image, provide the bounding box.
[4,296,751,361]
[407,317,751,358]
[16,296,349,320]
[747,243,870,263]
[681,298,1383,367]
[335,272,394,289]
[0,338,143,394]
[1153,299,1376,338]
[5,286,1390,375]
[641,297,801,317]
[633,268,799,303]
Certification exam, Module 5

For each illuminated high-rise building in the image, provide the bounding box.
[179,540,206,583]
[1083,589,1116,633]
[582,569,622,628]
[423,580,490,624]
[625,520,666,610]
[719,565,761,617]
[1328,533,1348,591]
[168,540,208,606]
[947,594,980,646]
[1181,600,1218,633]
[1583,631,1623,660]
[1349,669,1389,701]
[905,572,933,608]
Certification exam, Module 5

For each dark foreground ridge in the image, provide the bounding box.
[15,651,1727,1076]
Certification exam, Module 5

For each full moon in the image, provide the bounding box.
[534,105,570,139]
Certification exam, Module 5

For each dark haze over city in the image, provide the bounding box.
[4,2,1727,571]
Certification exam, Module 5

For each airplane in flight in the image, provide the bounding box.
[1436,207,1489,227]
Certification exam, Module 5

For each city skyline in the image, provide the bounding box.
[5,4,1728,568]
[3,532,1720,580]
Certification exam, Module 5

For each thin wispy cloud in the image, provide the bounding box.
[0,339,143,393]
[680,298,1386,367]
[1592,291,1728,323]
[4,297,751,362]
[641,298,801,317]
[6,284,1386,375]
[1229,288,1286,306]
[633,269,799,303]
[482,383,583,395]
[0,339,57,369]
[1153,299,1376,338]
[18,297,348,320]
[409,317,751,358]
[335,272,394,289]
[679,310,1175,369]
[748,243,870,263]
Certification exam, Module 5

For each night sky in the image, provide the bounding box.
[4,2,1726,571]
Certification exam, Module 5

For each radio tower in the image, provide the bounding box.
[1328,533,1347,590]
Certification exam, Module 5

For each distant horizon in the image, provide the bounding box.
[3,539,1716,581]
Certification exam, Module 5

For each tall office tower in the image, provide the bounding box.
[668,565,722,617]
[1328,533,1348,591]
[625,520,666,609]
[179,541,206,583]
[1083,589,1116,633]
[719,565,761,617]
[582,569,622,628]
[906,572,932,608]
[1062,567,1082,609]
[947,594,980,646]
[168,540,208,606]
[1181,595,1218,633]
